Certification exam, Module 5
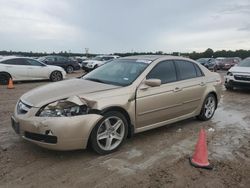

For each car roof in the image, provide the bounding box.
[120,55,193,62]
[0,56,31,62]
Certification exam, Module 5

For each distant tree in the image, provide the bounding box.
[203,48,214,58]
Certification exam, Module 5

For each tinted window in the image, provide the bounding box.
[175,60,197,80]
[46,57,55,62]
[103,57,114,61]
[26,59,43,66]
[57,56,67,62]
[194,64,203,77]
[1,59,28,65]
[146,61,177,84]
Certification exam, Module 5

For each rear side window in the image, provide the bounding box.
[194,64,204,77]
[146,61,177,84]
[175,60,197,80]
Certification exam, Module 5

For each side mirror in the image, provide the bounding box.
[144,79,161,87]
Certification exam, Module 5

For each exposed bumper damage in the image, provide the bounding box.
[12,96,103,150]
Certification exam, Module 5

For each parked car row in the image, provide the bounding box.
[196,57,241,71]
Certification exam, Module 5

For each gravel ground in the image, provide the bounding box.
[0,71,250,188]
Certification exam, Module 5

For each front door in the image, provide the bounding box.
[136,60,184,128]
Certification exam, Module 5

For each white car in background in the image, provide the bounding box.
[82,55,119,71]
[0,57,66,85]
[225,57,250,90]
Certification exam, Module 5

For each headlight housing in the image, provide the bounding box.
[37,100,89,117]
[227,72,233,76]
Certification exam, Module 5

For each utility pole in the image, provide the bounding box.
[85,48,89,57]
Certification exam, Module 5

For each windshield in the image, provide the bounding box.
[92,56,104,61]
[38,57,46,61]
[83,59,149,86]
[238,59,250,67]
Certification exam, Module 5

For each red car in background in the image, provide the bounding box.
[216,57,241,70]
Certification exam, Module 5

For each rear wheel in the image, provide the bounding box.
[197,94,217,121]
[50,71,63,82]
[90,111,128,154]
[0,73,11,85]
[66,66,74,73]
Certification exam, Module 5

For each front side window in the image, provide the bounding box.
[26,59,43,66]
[175,60,197,80]
[57,56,67,62]
[46,57,55,62]
[146,61,177,84]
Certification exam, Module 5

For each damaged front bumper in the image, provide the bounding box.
[12,111,103,151]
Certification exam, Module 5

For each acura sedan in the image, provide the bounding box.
[0,57,66,85]
[11,55,222,154]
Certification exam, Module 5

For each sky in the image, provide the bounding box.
[0,0,250,54]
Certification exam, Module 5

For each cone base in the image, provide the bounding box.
[189,157,213,170]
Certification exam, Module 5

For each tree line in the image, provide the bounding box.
[1,48,250,60]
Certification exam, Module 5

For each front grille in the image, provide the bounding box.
[234,75,250,81]
[24,131,57,144]
[17,101,31,114]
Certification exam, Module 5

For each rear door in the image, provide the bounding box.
[174,60,206,115]
[1,58,29,80]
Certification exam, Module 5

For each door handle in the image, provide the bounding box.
[174,87,182,92]
[200,82,206,86]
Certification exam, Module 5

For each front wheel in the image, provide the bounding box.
[50,71,63,82]
[197,94,217,121]
[90,111,128,154]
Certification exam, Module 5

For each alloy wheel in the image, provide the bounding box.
[204,96,216,119]
[96,116,125,151]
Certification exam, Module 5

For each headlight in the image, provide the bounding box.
[227,72,233,76]
[38,100,89,117]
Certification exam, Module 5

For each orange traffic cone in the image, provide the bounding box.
[189,128,213,169]
[7,78,14,89]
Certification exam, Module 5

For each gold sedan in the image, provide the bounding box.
[11,55,222,154]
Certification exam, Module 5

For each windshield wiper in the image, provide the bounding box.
[85,78,106,84]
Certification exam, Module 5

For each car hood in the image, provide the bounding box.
[229,66,250,73]
[21,79,120,107]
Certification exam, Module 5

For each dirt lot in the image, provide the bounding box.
[0,71,250,188]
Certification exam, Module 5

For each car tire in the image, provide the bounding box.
[197,93,217,121]
[0,72,11,85]
[93,65,98,70]
[50,71,63,82]
[66,66,74,73]
[90,111,128,155]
